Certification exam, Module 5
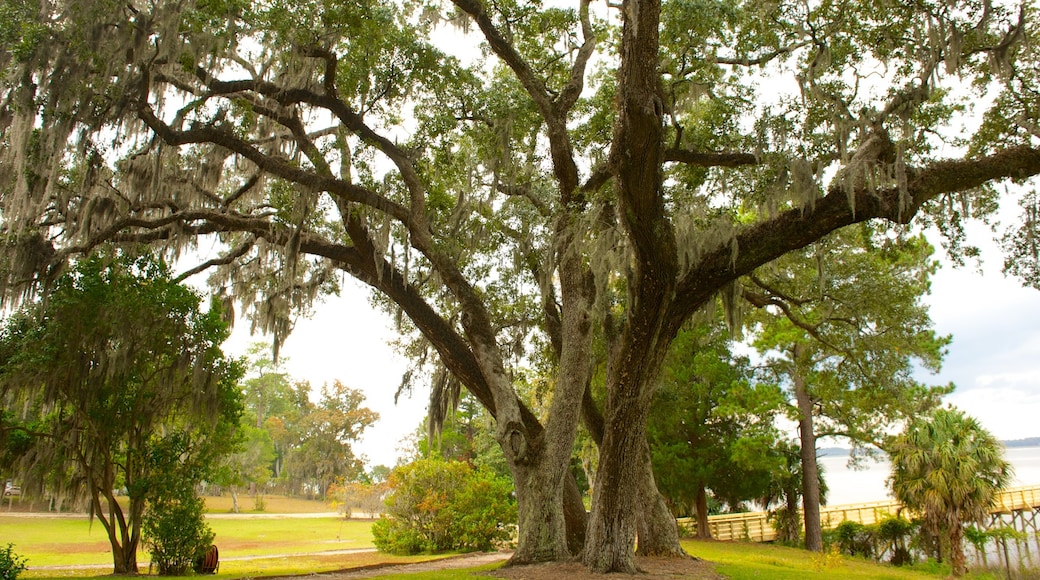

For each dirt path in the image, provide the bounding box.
[285,551,512,579]
[308,553,724,580]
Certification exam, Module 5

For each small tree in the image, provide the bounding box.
[888,407,1012,576]
[143,488,214,576]
[372,459,516,554]
[142,432,218,576]
[648,314,785,537]
[0,251,242,574]
[0,544,27,580]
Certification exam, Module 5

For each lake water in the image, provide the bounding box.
[818,445,1040,507]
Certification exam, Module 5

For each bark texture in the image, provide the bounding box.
[695,485,712,539]
[635,439,687,557]
[793,360,823,553]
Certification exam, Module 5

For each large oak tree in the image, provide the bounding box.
[2,0,1040,572]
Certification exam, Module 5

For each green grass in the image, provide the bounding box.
[4,515,374,568]
[7,513,1006,580]
[682,540,999,579]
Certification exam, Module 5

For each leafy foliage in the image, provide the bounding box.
[0,544,27,580]
[143,476,215,576]
[2,0,1040,570]
[648,312,785,522]
[372,458,516,554]
[0,250,242,573]
[888,407,1012,576]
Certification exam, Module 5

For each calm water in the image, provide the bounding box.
[818,445,1040,507]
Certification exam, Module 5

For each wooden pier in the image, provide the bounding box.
[676,484,1040,542]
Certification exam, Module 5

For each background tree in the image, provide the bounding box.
[212,422,275,512]
[288,381,378,500]
[0,252,242,574]
[758,441,827,545]
[648,313,785,538]
[2,0,1040,572]
[747,227,950,551]
[889,407,1012,577]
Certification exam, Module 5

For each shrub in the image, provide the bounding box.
[0,544,27,580]
[143,491,215,575]
[834,520,875,558]
[877,515,917,566]
[372,459,516,555]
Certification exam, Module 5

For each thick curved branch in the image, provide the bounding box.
[670,146,1040,324]
[173,236,256,283]
[555,0,597,113]
[712,40,812,67]
[183,68,430,223]
[135,106,412,223]
[450,0,554,114]
[451,0,582,199]
[664,147,759,168]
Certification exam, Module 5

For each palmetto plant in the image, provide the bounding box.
[888,407,1012,576]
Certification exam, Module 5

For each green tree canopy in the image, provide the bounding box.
[747,226,951,550]
[2,0,1039,571]
[0,250,242,574]
[648,312,785,537]
[889,407,1012,576]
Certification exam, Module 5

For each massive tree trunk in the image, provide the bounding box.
[505,220,594,564]
[635,438,686,557]
[583,384,648,573]
[584,337,678,572]
[792,358,823,552]
[582,367,685,560]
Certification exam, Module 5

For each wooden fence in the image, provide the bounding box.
[676,484,1040,542]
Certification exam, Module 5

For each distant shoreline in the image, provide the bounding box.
[819,437,1040,458]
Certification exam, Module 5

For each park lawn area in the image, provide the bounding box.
[4,515,374,568]
[682,539,995,579]
[201,495,334,514]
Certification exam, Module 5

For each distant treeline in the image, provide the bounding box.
[1003,437,1040,448]
[819,438,1040,456]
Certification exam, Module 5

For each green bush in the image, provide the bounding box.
[834,520,875,558]
[372,459,516,555]
[877,515,917,566]
[0,544,27,580]
[143,491,215,575]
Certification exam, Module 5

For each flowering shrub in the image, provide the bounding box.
[372,459,516,554]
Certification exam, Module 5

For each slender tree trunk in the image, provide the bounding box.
[94,490,139,574]
[695,484,712,539]
[950,520,967,576]
[793,365,823,552]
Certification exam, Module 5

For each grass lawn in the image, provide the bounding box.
[4,515,375,568]
[6,511,1005,580]
[682,539,998,579]
[201,495,334,514]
